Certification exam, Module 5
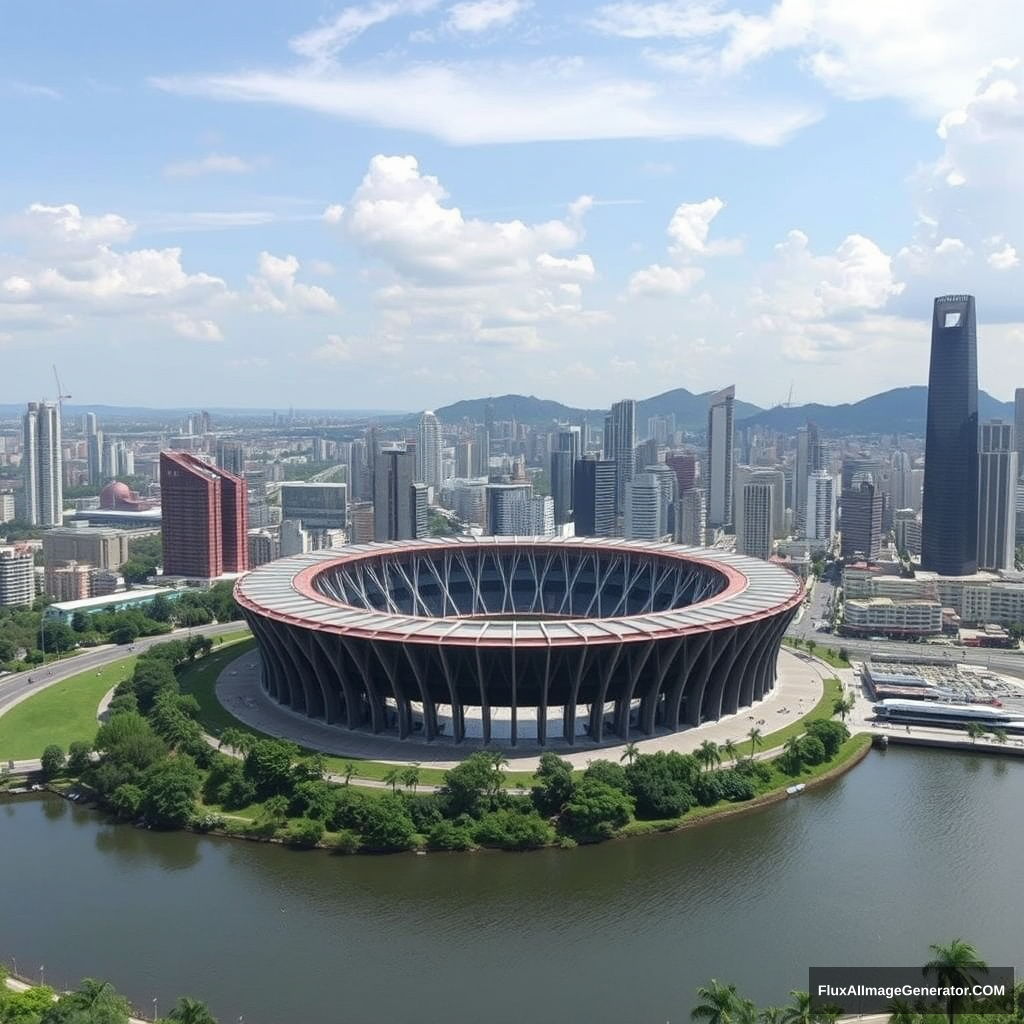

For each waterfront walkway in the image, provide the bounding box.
[214,647,831,771]
[3,976,152,1023]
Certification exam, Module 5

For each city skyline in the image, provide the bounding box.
[1,1,1021,410]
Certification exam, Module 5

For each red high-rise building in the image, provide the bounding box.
[160,452,248,578]
[665,453,697,496]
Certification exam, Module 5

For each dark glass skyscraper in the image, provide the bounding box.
[921,294,978,576]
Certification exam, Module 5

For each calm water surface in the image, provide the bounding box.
[2,747,1022,1024]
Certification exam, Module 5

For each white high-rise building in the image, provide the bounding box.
[707,386,735,528]
[415,411,443,495]
[978,421,1017,571]
[0,545,35,607]
[625,473,664,540]
[607,398,637,516]
[805,471,837,544]
[642,463,677,537]
[890,450,913,510]
[676,488,707,546]
[279,519,311,557]
[740,480,774,561]
[22,400,63,526]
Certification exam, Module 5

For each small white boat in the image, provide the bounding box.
[786,783,806,796]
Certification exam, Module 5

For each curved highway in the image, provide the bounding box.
[0,622,248,720]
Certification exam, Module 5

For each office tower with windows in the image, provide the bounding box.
[805,471,837,544]
[373,447,415,541]
[161,451,248,578]
[841,481,883,562]
[22,400,63,526]
[550,448,573,526]
[606,399,636,516]
[921,294,979,575]
[624,473,665,540]
[707,386,735,528]
[416,411,442,493]
[795,422,824,533]
[977,421,1017,571]
[1015,389,1024,474]
[572,459,616,537]
[676,487,707,546]
[740,481,773,560]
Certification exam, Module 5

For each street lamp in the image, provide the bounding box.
[40,965,45,987]
[153,997,158,1021]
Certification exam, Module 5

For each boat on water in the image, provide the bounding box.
[786,784,806,796]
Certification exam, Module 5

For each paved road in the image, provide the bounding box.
[0,622,247,721]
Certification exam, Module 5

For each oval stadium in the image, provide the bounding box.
[233,537,803,747]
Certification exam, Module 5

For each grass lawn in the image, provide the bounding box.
[748,677,844,754]
[782,638,851,669]
[0,657,136,760]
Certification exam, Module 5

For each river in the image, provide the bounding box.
[2,746,1021,1024]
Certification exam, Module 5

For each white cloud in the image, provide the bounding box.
[591,0,1021,118]
[289,1,440,63]
[667,196,740,255]
[445,0,529,34]
[322,203,345,224]
[627,263,704,297]
[163,153,256,177]
[312,333,357,361]
[169,313,224,341]
[249,252,338,313]
[13,202,134,258]
[152,56,819,147]
[988,243,1019,270]
[10,82,62,100]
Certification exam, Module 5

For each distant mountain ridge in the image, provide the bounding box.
[736,387,1013,435]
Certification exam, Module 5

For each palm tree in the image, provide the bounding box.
[783,736,804,774]
[620,741,639,765]
[168,996,217,1023]
[807,639,818,656]
[218,727,242,752]
[924,938,989,1024]
[721,739,740,765]
[692,979,742,1024]
[70,979,115,1009]
[833,693,855,722]
[488,751,509,807]
[747,727,764,758]
[401,764,421,794]
[342,762,358,786]
[696,740,722,772]
[888,998,916,1024]
[759,1008,784,1024]
[780,989,814,1024]
[382,766,402,793]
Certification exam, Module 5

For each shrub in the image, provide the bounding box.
[358,795,417,851]
[805,719,849,758]
[625,754,694,819]
[286,817,326,849]
[334,829,361,855]
[66,741,92,776]
[406,794,444,832]
[110,783,144,819]
[798,735,828,766]
[288,780,336,822]
[692,772,724,807]
[329,786,371,831]
[531,752,576,815]
[582,759,628,792]
[716,769,756,802]
[40,744,66,780]
[560,780,633,839]
[427,819,475,851]
[734,757,772,784]
[474,808,553,850]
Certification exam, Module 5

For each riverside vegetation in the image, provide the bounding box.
[34,641,867,853]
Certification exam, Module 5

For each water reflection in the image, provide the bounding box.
[94,821,202,872]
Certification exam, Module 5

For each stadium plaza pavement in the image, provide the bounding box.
[214,646,832,773]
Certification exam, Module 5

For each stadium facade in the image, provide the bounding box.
[235,537,802,746]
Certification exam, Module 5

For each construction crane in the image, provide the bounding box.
[783,379,794,408]
[52,364,71,416]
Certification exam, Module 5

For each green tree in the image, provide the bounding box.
[253,794,290,835]
[166,996,218,1024]
[342,762,359,786]
[966,722,985,744]
[923,939,989,1024]
[721,739,740,765]
[696,740,722,772]
[286,817,326,848]
[992,728,1008,745]
[70,611,90,633]
[474,807,553,850]
[401,764,421,794]
[797,735,827,766]
[747,727,764,758]
[110,783,144,819]
[140,755,201,828]
[887,999,916,1024]
[833,693,856,722]
[560,779,633,839]
[532,752,575,815]
[582,759,628,791]
[780,736,804,775]
[66,740,92,776]
[760,1008,785,1024]
[110,623,140,646]
[691,979,744,1024]
[41,621,77,655]
[440,752,503,818]
[780,990,814,1024]
[427,818,475,851]
[243,739,299,798]
[358,794,417,850]
[624,752,694,820]
[40,744,66,779]
[620,741,639,765]
[382,765,402,793]
[147,593,174,623]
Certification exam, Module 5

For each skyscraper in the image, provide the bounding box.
[805,471,837,544]
[22,400,63,526]
[707,386,735,528]
[675,488,707,546]
[740,481,773,561]
[550,449,573,526]
[1015,388,1024,475]
[890,450,913,510]
[795,422,823,534]
[841,481,882,562]
[921,294,979,576]
[216,440,245,477]
[624,473,664,540]
[977,421,1017,571]
[573,459,616,537]
[607,398,636,516]
[160,451,248,578]
[415,411,442,493]
[665,453,696,496]
[373,447,415,541]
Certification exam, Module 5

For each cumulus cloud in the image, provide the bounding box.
[163,153,256,177]
[988,243,1020,270]
[168,313,224,341]
[627,263,704,297]
[320,153,602,352]
[445,0,529,33]
[248,252,339,313]
[13,202,134,258]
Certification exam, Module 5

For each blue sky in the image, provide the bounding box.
[1,0,1021,411]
